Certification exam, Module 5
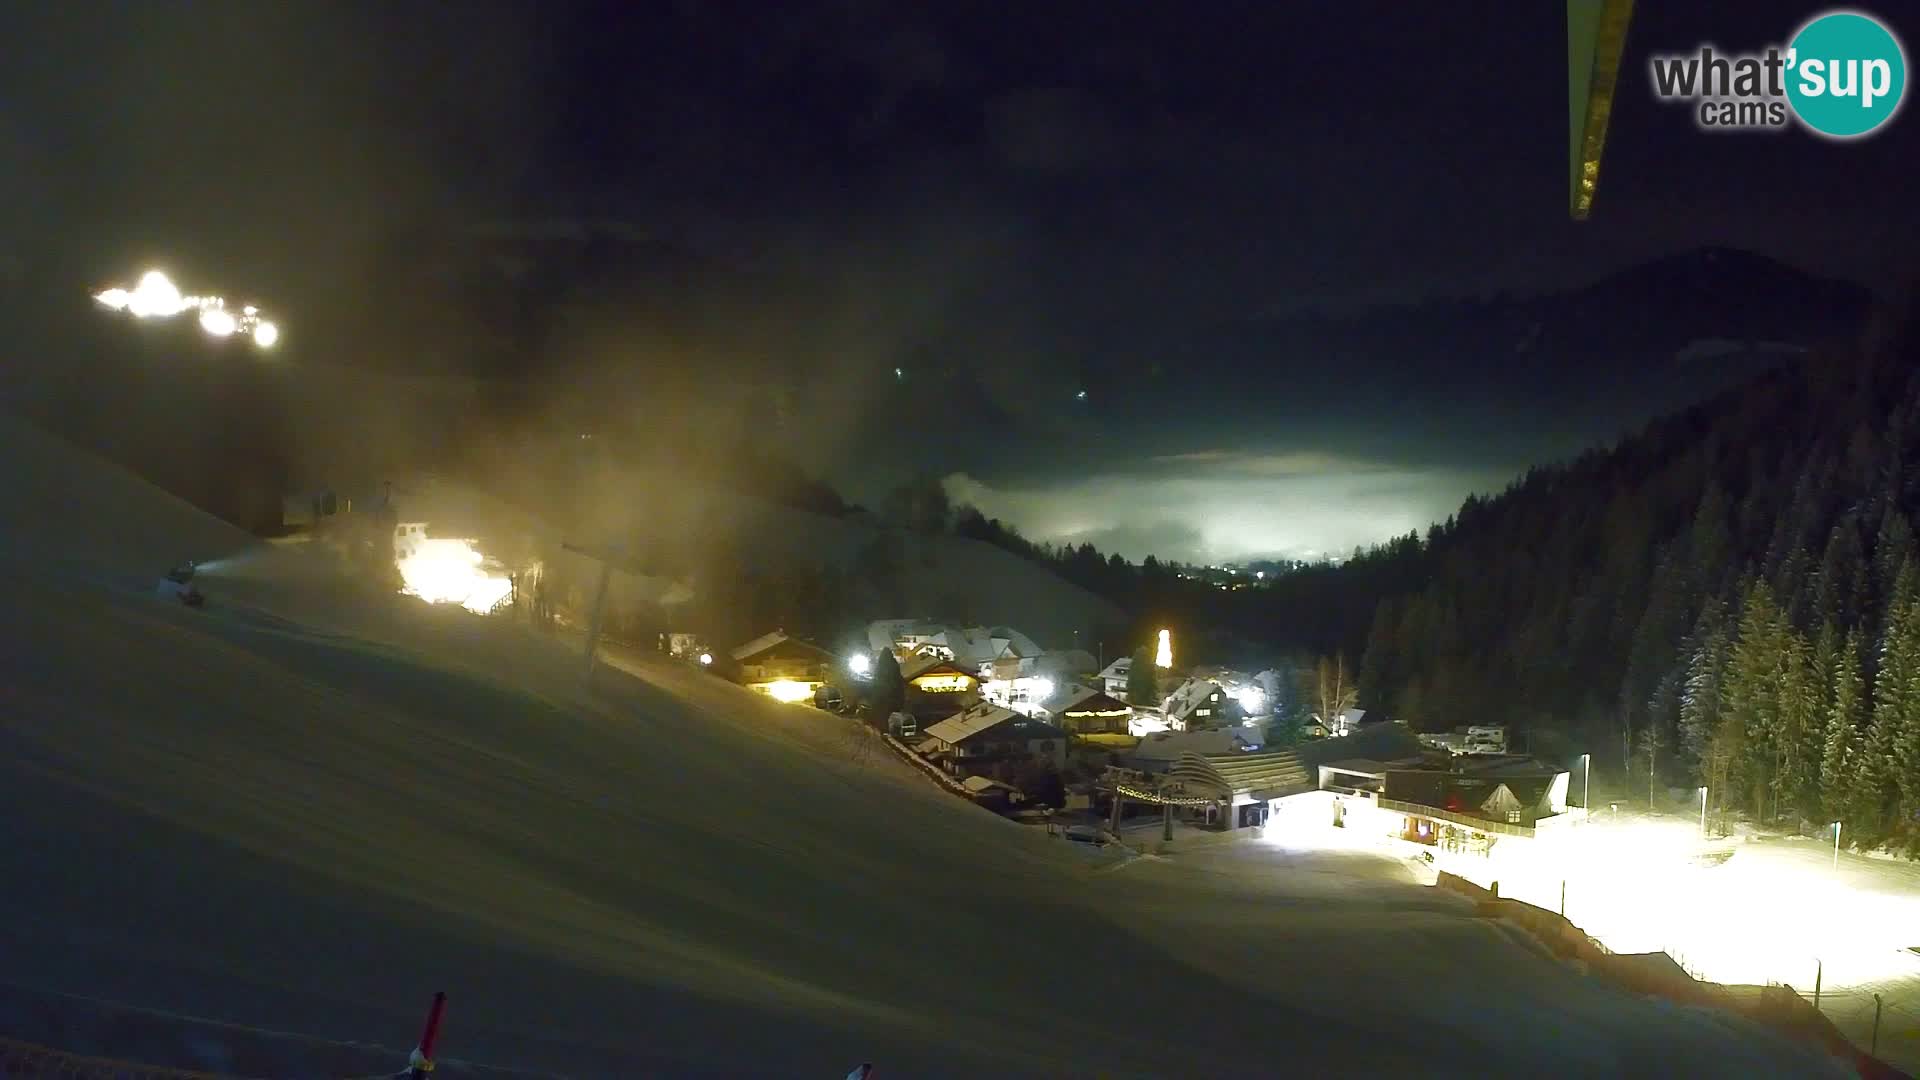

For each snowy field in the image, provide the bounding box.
[0,414,1862,1077]
[1433,807,1920,1073]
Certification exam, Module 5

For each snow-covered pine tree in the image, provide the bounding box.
[1821,627,1864,827]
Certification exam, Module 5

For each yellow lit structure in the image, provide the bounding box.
[914,673,973,693]
[731,631,837,703]
[761,679,818,704]
[1155,629,1172,669]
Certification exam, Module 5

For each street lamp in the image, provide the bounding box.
[1580,753,1591,813]
[1698,786,1708,839]
[1832,821,1842,871]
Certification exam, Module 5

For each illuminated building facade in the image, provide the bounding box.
[730,630,836,703]
[1032,684,1133,735]
[901,654,982,723]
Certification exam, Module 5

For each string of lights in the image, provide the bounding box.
[94,269,281,349]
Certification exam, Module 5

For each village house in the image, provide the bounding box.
[730,631,837,703]
[1031,683,1133,736]
[976,646,1089,707]
[1095,656,1132,699]
[961,774,1027,810]
[867,619,946,657]
[873,622,1043,668]
[918,703,1068,776]
[1161,676,1242,731]
[900,653,981,723]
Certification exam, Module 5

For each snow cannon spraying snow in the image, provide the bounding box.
[158,560,204,608]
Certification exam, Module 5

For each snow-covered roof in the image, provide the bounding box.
[1128,727,1254,763]
[923,704,1021,745]
[1163,677,1227,722]
[729,631,833,664]
[924,703,1065,746]
[987,625,1043,657]
[933,626,1004,666]
[867,618,942,655]
[961,775,1021,795]
[900,653,974,681]
[929,625,1043,667]
[1097,656,1132,680]
[730,630,790,661]
[1040,682,1129,717]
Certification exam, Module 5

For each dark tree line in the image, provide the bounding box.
[1343,303,1920,853]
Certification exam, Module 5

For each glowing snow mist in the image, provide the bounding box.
[396,537,514,615]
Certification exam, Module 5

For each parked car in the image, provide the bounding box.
[812,686,846,712]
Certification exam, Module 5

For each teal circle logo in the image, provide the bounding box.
[1786,11,1907,138]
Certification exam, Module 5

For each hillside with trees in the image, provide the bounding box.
[1345,297,1920,851]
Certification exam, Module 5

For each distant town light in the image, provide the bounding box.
[198,307,237,337]
[93,268,282,348]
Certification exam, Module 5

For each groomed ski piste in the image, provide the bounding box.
[0,413,1856,1077]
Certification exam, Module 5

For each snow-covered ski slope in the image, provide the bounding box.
[0,415,1850,1077]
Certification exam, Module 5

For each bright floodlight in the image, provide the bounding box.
[1155,628,1172,668]
[1030,678,1055,703]
[199,308,237,337]
[698,652,713,666]
[848,653,871,676]
[765,679,814,703]
[1236,686,1266,713]
[94,271,282,349]
[396,536,513,615]
[108,270,188,318]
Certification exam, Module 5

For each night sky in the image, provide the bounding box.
[2,1,1914,562]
